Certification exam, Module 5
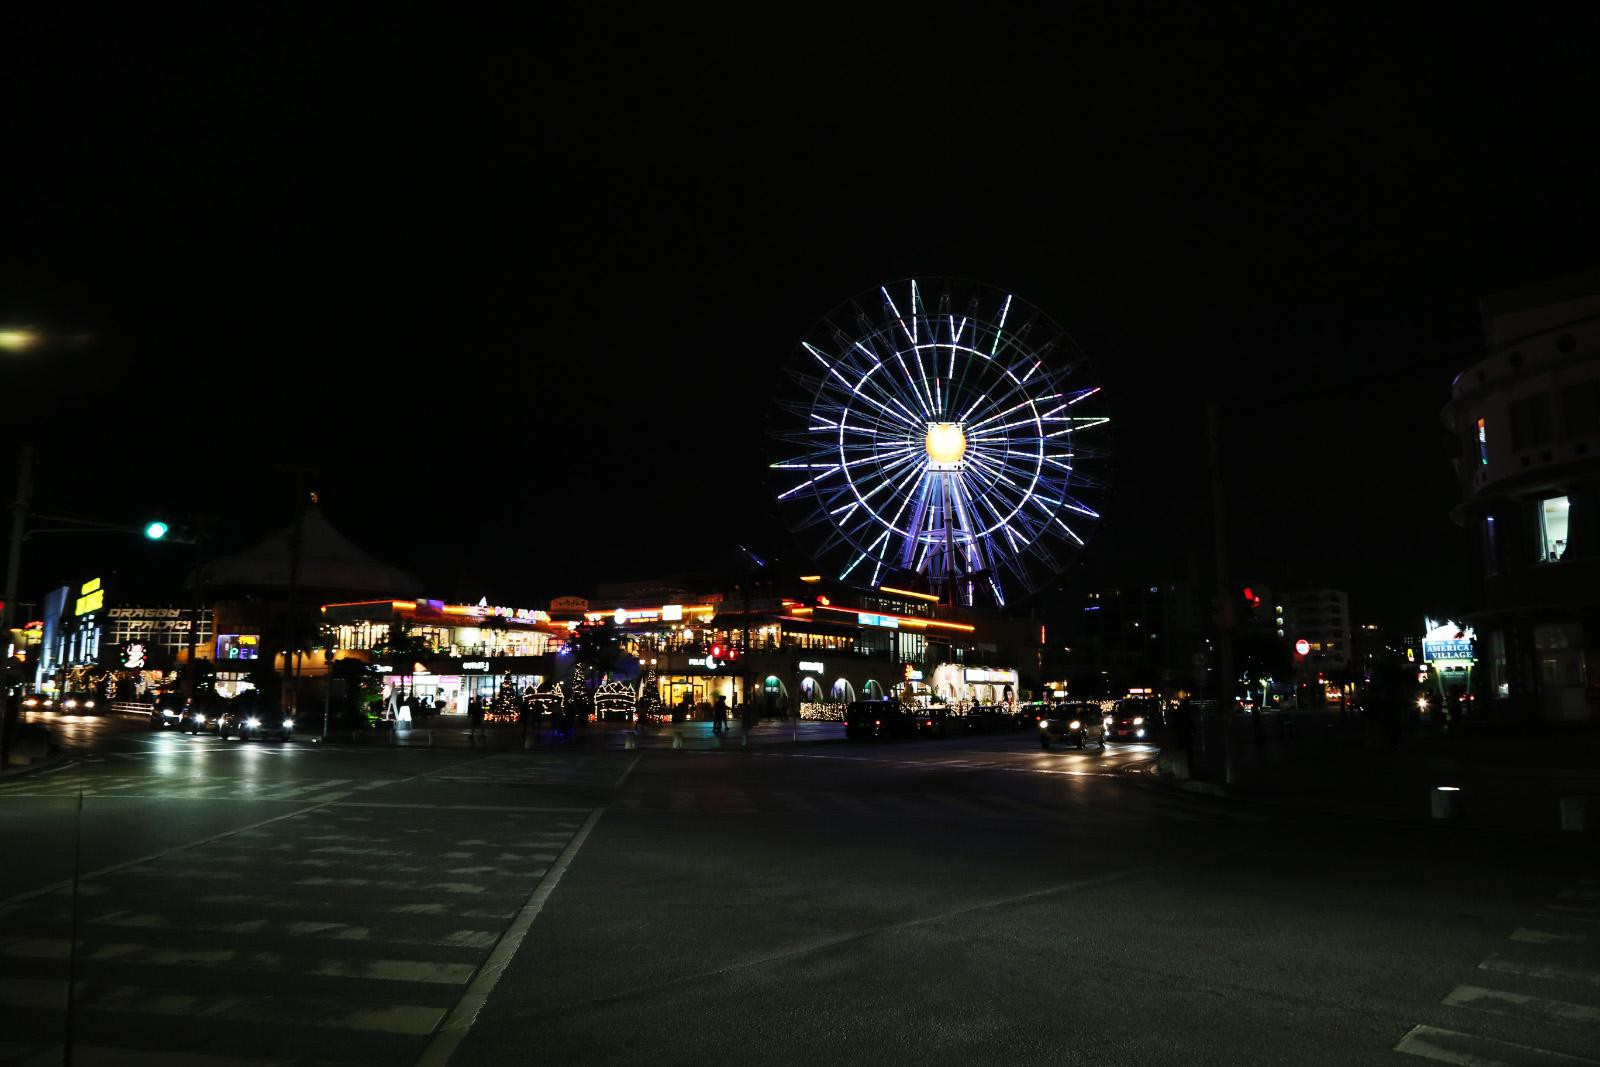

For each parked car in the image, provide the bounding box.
[911,705,953,738]
[844,699,916,739]
[1039,702,1107,750]
[216,692,293,742]
[1107,697,1162,741]
[961,704,1012,734]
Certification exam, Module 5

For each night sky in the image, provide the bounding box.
[4,7,1598,632]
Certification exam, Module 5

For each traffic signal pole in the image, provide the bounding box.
[1,446,34,767]
[1207,404,1237,786]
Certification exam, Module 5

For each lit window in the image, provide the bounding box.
[1539,496,1570,561]
[1476,418,1488,465]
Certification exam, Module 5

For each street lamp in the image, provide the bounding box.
[0,328,41,353]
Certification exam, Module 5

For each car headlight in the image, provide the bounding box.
[1069,720,1081,730]
[246,717,260,728]
[1039,719,1049,729]
[86,700,95,708]
[283,718,293,728]
[64,700,77,709]
[23,698,38,706]
[1133,716,1144,725]
[162,709,177,717]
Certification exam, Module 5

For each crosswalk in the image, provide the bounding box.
[0,772,395,803]
[0,803,588,1064]
[1395,878,1600,1066]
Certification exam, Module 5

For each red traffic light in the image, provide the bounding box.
[710,644,725,659]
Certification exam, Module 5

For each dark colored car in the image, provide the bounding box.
[844,700,916,739]
[1107,697,1162,741]
[961,704,1012,734]
[216,692,294,742]
[58,691,100,713]
[911,705,952,738]
[1014,701,1051,730]
[149,691,190,730]
[20,693,54,711]
[1039,702,1107,750]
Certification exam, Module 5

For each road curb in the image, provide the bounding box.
[1126,748,1594,842]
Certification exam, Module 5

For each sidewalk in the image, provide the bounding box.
[321,718,844,750]
[1172,715,1600,835]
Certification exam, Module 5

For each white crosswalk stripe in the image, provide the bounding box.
[0,803,588,1062]
[1396,1023,1600,1065]
[1400,881,1600,1065]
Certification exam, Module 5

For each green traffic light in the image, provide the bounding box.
[144,521,170,541]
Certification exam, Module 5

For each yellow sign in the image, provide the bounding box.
[75,578,104,616]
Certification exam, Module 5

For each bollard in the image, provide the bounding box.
[1431,786,1463,820]
[625,731,637,750]
[672,732,683,750]
[1559,796,1590,833]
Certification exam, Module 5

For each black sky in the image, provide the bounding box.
[3,6,1597,631]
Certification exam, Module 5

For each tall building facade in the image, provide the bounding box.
[1442,272,1600,723]
[1279,589,1352,672]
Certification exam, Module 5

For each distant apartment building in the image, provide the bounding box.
[1279,589,1352,672]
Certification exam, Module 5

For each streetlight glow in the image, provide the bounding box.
[144,521,170,540]
[0,328,41,353]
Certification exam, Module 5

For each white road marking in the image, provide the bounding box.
[1443,984,1600,1025]
[1395,1023,1600,1065]
[15,1045,298,1066]
[1,938,477,983]
[1480,953,1600,986]
[418,807,606,1067]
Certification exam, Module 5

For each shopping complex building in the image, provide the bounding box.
[321,576,1039,719]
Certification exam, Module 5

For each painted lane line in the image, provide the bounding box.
[1443,984,1600,1025]
[1480,953,1600,986]
[1395,1023,1600,1065]
[552,855,1206,1016]
[1512,928,1592,945]
[613,753,642,790]
[418,807,606,1067]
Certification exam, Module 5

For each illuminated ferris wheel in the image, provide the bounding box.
[770,278,1110,607]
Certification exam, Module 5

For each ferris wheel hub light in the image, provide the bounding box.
[925,422,967,468]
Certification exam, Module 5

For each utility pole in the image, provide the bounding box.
[2,446,34,766]
[1207,403,1237,786]
[281,496,305,716]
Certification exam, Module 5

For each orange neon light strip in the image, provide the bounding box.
[812,604,976,632]
[877,585,941,602]
[320,599,414,612]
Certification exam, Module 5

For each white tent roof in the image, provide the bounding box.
[200,508,424,597]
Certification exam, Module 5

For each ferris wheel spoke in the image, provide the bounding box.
[774,278,1109,605]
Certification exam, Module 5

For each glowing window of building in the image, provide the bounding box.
[1476,418,1488,465]
[1539,496,1570,562]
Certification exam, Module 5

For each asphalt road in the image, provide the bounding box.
[0,711,1595,1066]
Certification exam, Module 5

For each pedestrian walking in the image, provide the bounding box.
[468,694,486,744]
[712,694,727,734]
